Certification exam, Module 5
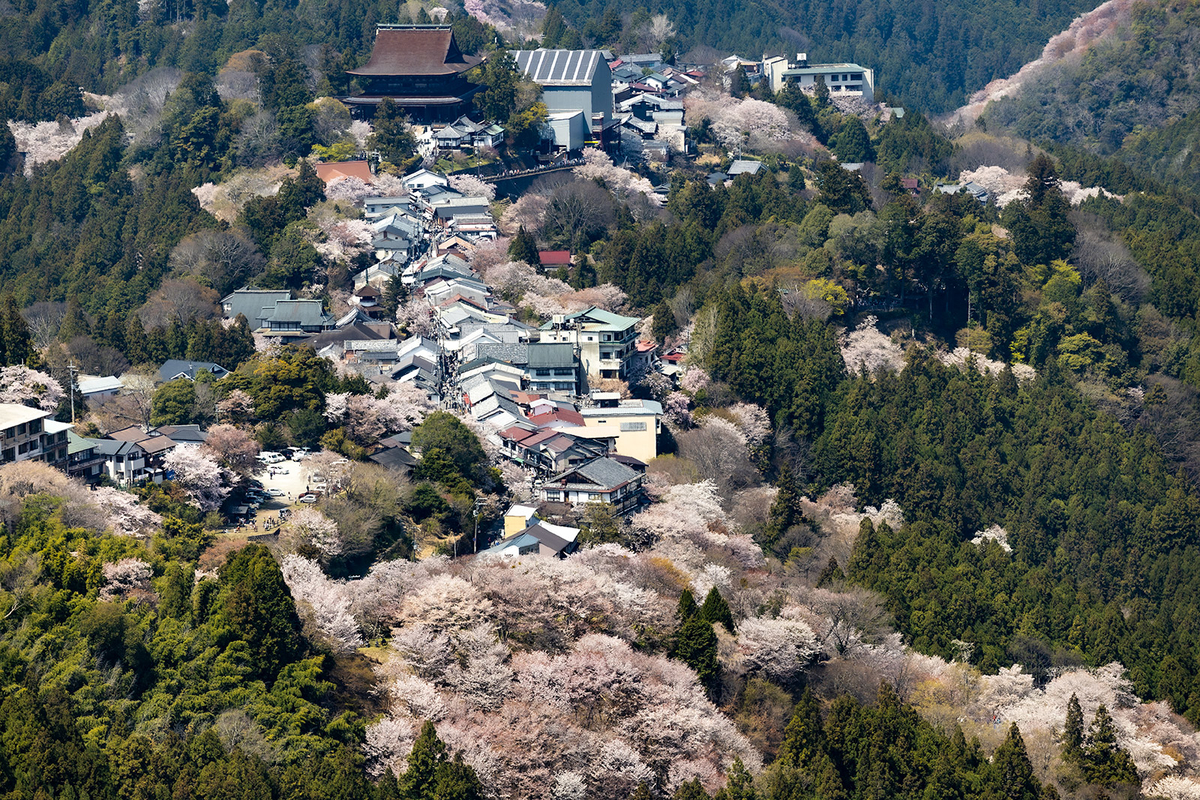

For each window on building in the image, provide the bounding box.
[620,421,647,432]
[534,368,551,376]
[588,493,601,501]
[16,424,25,435]
[830,74,839,82]
[545,490,561,501]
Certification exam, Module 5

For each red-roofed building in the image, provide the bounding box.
[344,25,484,122]
[538,250,572,269]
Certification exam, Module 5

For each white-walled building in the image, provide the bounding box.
[762,53,874,101]
[539,307,640,380]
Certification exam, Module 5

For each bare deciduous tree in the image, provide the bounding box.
[540,180,616,248]
[137,278,221,330]
[1069,212,1150,302]
[169,230,267,297]
[21,301,67,351]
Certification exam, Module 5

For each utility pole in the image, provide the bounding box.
[473,496,485,553]
[67,361,78,423]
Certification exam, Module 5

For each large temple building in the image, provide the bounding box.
[344,25,483,122]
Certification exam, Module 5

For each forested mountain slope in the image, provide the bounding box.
[982,0,1200,192]
[552,0,1108,111]
[1,0,1108,116]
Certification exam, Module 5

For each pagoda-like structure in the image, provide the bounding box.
[344,25,483,122]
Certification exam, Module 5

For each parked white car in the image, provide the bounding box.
[257,451,285,464]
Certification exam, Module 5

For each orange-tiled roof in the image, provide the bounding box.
[315,161,373,185]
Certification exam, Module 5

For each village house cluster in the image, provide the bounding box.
[0,25,883,558]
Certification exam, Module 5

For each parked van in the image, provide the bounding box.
[257,451,285,464]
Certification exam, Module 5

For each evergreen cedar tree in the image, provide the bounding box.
[0,293,32,366]
[1061,695,1139,785]
[507,226,540,265]
[652,299,679,341]
[369,98,419,167]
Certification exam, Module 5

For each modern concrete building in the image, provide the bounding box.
[576,397,663,463]
[539,307,641,380]
[0,404,52,465]
[511,49,612,149]
[762,53,874,101]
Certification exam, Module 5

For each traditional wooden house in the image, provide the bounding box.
[345,25,483,122]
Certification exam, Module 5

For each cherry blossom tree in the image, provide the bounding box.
[201,424,260,477]
[397,297,437,338]
[286,507,342,559]
[679,366,710,394]
[9,112,111,176]
[663,392,693,427]
[92,487,163,537]
[841,315,906,375]
[324,176,374,205]
[163,445,230,511]
[216,389,254,423]
[711,98,792,149]
[632,481,728,542]
[324,386,432,446]
[498,193,549,236]
[732,611,821,683]
[0,366,64,411]
[727,403,772,449]
[573,148,660,205]
[99,558,155,603]
[449,174,497,201]
[280,555,363,652]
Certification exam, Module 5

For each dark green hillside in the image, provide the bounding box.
[553,0,1106,111]
[984,0,1200,193]
[0,0,1106,116]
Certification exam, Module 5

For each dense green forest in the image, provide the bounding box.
[551,0,1105,112]
[983,0,1200,193]
[0,0,1106,118]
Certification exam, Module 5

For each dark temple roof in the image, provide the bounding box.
[348,26,482,77]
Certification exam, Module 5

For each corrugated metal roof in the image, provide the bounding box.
[512,49,604,86]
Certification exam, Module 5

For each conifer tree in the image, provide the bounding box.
[816,557,845,587]
[402,720,447,800]
[779,688,824,766]
[1063,693,1084,757]
[652,300,678,341]
[508,226,539,265]
[673,615,719,691]
[673,778,710,799]
[369,99,417,166]
[1082,705,1138,785]
[715,757,757,800]
[0,293,31,366]
[677,587,699,622]
[700,586,735,633]
[433,752,485,800]
[992,723,1040,800]
[729,66,751,98]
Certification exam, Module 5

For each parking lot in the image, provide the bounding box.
[222,456,322,534]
